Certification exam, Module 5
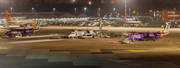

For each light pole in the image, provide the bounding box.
[53,8,55,12]
[84,7,87,15]
[98,8,100,16]
[88,1,92,17]
[32,8,34,12]
[113,8,116,17]
[98,8,100,13]
[10,7,13,12]
[75,8,77,13]
[129,8,131,16]
[125,0,127,22]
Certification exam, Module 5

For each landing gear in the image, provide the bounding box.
[15,34,22,38]
[26,34,31,37]
[152,37,156,41]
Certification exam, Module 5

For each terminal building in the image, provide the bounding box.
[161,10,180,21]
[0,12,88,24]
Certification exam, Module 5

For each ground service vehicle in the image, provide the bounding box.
[82,34,93,39]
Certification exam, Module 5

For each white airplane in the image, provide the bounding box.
[68,20,104,39]
[4,10,37,27]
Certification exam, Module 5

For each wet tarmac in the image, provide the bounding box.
[0,26,180,68]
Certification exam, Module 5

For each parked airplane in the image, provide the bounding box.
[68,20,104,39]
[122,22,171,44]
[86,21,104,35]
[4,10,37,27]
[2,22,40,38]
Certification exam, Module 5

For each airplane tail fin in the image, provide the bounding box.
[163,22,171,35]
[35,22,40,30]
[5,10,14,20]
[99,21,103,30]
[160,22,171,35]
[33,22,40,33]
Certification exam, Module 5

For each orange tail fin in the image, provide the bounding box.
[5,10,14,20]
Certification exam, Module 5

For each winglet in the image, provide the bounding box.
[5,10,14,20]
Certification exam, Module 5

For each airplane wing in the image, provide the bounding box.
[1,27,19,30]
[93,30,108,31]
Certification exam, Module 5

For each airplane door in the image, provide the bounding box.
[147,33,149,37]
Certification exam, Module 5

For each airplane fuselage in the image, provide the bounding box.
[124,32,164,40]
[7,20,37,25]
[5,29,35,36]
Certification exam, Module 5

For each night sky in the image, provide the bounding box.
[0,0,180,16]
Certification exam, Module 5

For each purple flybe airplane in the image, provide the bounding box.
[2,22,40,38]
[122,22,171,44]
